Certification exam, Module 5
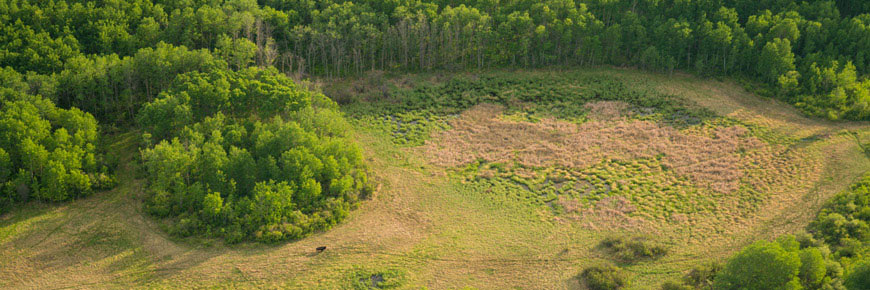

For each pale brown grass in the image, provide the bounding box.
[583,101,632,121]
[560,196,656,233]
[425,103,795,194]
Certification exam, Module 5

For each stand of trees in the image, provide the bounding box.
[1,5,374,241]
[261,0,870,120]
[0,68,113,214]
[141,113,370,243]
[0,23,372,241]
[139,67,371,243]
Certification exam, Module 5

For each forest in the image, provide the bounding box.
[2,0,870,120]
[2,0,870,289]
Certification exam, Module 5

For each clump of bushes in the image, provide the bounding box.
[661,262,721,290]
[599,235,669,263]
[809,173,870,252]
[581,265,629,290]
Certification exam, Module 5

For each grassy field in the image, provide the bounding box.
[2,68,870,289]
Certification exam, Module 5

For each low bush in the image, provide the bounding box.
[349,267,406,290]
[599,235,669,263]
[660,281,693,290]
[660,262,721,290]
[581,265,629,290]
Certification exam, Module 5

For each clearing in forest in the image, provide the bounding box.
[2,68,869,289]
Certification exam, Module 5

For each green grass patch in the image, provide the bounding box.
[455,158,725,225]
[351,110,453,146]
[348,267,407,289]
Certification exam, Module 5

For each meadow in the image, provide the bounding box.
[2,68,868,289]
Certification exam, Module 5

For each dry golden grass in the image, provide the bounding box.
[564,195,655,233]
[425,103,802,195]
[583,101,632,121]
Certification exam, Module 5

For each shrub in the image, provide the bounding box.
[599,235,669,263]
[349,267,406,290]
[660,261,722,290]
[581,265,629,290]
[660,280,693,290]
[683,262,722,289]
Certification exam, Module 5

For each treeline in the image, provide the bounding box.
[3,0,870,120]
[261,0,870,120]
[259,0,870,120]
[657,173,870,290]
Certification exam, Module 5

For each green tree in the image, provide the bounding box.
[0,83,108,208]
[758,38,796,83]
[845,259,870,290]
[713,239,802,290]
[215,34,257,70]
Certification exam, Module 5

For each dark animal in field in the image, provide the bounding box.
[316,246,326,253]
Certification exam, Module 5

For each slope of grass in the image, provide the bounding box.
[1,68,869,289]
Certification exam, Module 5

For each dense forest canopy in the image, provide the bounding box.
[2,0,870,120]
[0,0,375,239]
